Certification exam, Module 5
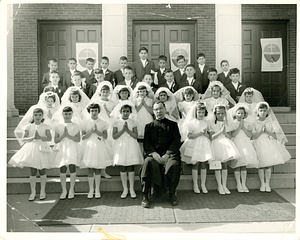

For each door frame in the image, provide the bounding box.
[242,20,290,107]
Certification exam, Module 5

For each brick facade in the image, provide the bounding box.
[13,4,102,114]
[242,4,297,109]
[127,4,216,67]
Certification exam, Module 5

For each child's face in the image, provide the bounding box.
[50,73,60,85]
[221,62,229,72]
[142,75,153,85]
[86,61,95,70]
[138,89,147,98]
[62,111,73,122]
[212,86,221,99]
[196,109,205,120]
[197,56,205,65]
[119,90,129,100]
[158,60,166,69]
[48,61,58,71]
[184,93,194,102]
[230,73,240,83]
[208,71,218,81]
[95,73,104,83]
[70,94,80,103]
[100,59,109,69]
[100,89,110,99]
[33,111,43,123]
[121,107,131,120]
[177,59,186,69]
[68,60,77,70]
[164,72,174,83]
[124,69,133,80]
[119,60,127,69]
[139,50,148,60]
[46,98,54,107]
[72,76,82,86]
[158,92,168,102]
[215,108,225,121]
[90,108,99,119]
[258,107,268,118]
[185,67,195,78]
[245,93,253,103]
[236,109,245,121]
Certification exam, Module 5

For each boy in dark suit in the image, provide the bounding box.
[195,53,210,93]
[61,58,79,89]
[114,56,127,86]
[178,64,202,94]
[225,68,247,103]
[160,70,179,93]
[43,70,66,102]
[217,60,231,86]
[41,59,59,91]
[117,66,139,90]
[88,68,104,98]
[81,58,96,96]
[131,47,155,81]
[154,55,168,87]
[101,56,115,87]
[173,55,187,86]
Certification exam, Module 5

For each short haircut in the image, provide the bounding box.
[71,71,82,78]
[48,59,58,64]
[101,85,110,91]
[87,103,100,113]
[45,94,56,102]
[101,56,109,62]
[62,106,73,112]
[185,64,195,70]
[176,55,185,62]
[164,69,173,75]
[69,89,82,102]
[86,58,95,63]
[138,85,147,91]
[153,100,166,108]
[143,73,153,79]
[229,68,240,76]
[197,53,205,59]
[68,58,77,63]
[120,56,128,61]
[220,60,229,66]
[43,86,55,93]
[208,68,218,74]
[124,66,133,72]
[139,47,148,53]
[158,55,167,62]
[94,68,104,74]
[120,104,132,112]
[184,87,194,95]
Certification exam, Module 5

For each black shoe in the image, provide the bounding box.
[169,194,178,206]
[141,195,150,208]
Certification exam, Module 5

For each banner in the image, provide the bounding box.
[260,38,283,72]
[76,43,99,71]
[169,43,191,71]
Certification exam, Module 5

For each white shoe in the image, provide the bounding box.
[201,186,208,194]
[95,192,101,199]
[218,186,225,195]
[193,187,200,194]
[121,189,128,199]
[28,192,36,201]
[68,191,75,199]
[223,187,231,194]
[130,190,137,199]
[260,184,266,192]
[60,191,67,199]
[87,192,93,199]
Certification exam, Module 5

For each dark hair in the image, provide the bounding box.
[101,56,109,62]
[101,85,110,91]
[153,100,166,108]
[71,71,82,78]
[220,60,229,66]
[45,94,56,103]
[256,103,269,117]
[86,58,95,63]
[124,66,133,72]
[139,47,148,53]
[94,68,104,74]
[68,58,77,63]
[197,53,205,59]
[184,87,194,95]
[31,108,44,123]
[213,105,226,124]
[120,104,132,113]
[244,91,253,96]
[62,106,73,113]
[43,86,55,93]
[118,87,130,98]
[87,103,100,113]
[229,68,240,76]
[120,56,128,61]
[234,106,248,119]
[195,104,208,117]
[208,68,218,74]
[50,70,59,76]
[48,59,58,64]
[138,85,147,91]
[185,64,195,70]
[164,69,173,75]
[176,55,185,62]
[158,55,167,62]
[143,73,153,79]
[69,89,82,102]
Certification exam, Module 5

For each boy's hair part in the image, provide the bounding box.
[68,58,77,63]
[139,47,148,53]
[158,55,167,62]
[229,68,240,76]
[48,59,58,64]
[208,68,218,74]
[220,60,229,66]
[86,58,95,63]
[164,69,174,75]
[185,64,195,70]
[197,53,206,59]
[176,55,185,62]
[124,66,133,71]
[62,106,73,112]
[143,73,153,79]
[120,56,128,61]
[138,85,147,91]
[101,56,109,62]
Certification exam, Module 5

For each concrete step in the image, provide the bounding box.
[273,159,296,173]
[7,138,21,150]
[7,173,295,194]
[285,134,296,146]
[7,127,15,138]
[281,124,296,134]
[273,112,296,124]
[287,146,296,158]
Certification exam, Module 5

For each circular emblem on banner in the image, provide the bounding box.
[78,48,97,68]
[263,44,280,63]
[171,48,189,67]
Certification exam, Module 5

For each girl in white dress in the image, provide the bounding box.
[112,102,143,199]
[154,87,179,122]
[252,102,291,192]
[209,104,240,195]
[111,85,133,104]
[180,101,213,194]
[229,103,258,193]
[52,106,81,199]
[81,103,112,199]
[132,82,154,139]
[9,107,52,201]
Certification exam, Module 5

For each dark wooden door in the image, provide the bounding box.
[242,21,288,106]
[134,23,195,68]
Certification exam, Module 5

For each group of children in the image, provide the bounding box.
[9,48,291,202]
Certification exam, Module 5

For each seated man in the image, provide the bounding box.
[140,101,181,208]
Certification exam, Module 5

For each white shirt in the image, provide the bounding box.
[187,77,194,86]
[70,69,76,75]
[160,68,165,75]
[87,69,93,75]
[199,64,205,74]
[180,68,185,75]
[141,59,147,68]
[223,71,229,77]
[167,81,174,89]
[232,81,239,90]
[102,68,107,75]
[125,79,131,86]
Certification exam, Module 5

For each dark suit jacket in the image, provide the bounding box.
[155,68,169,87]
[173,69,187,86]
[225,82,247,103]
[178,78,202,94]
[43,85,66,102]
[114,69,125,86]
[88,83,98,99]
[41,71,63,93]
[160,82,179,94]
[217,72,231,86]
[61,70,79,89]
[195,64,210,94]
[117,78,140,90]
[81,69,95,95]
[131,59,156,81]
[103,69,115,86]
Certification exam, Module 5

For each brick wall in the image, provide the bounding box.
[13,4,102,114]
[242,4,297,109]
[127,4,215,67]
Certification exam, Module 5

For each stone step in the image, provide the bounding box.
[6,173,295,194]
[285,134,296,146]
[273,112,296,123]
[287,146,296,158]
[273,159,296,173]
[281,124,296,134]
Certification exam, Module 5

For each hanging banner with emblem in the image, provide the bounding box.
[76,43,98,71]
[260,38,283,72]
[169,43,191,71]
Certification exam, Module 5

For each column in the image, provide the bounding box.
[102,4,127,71]
[215,4,242,75]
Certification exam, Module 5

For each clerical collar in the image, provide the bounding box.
[155,117,166,122]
